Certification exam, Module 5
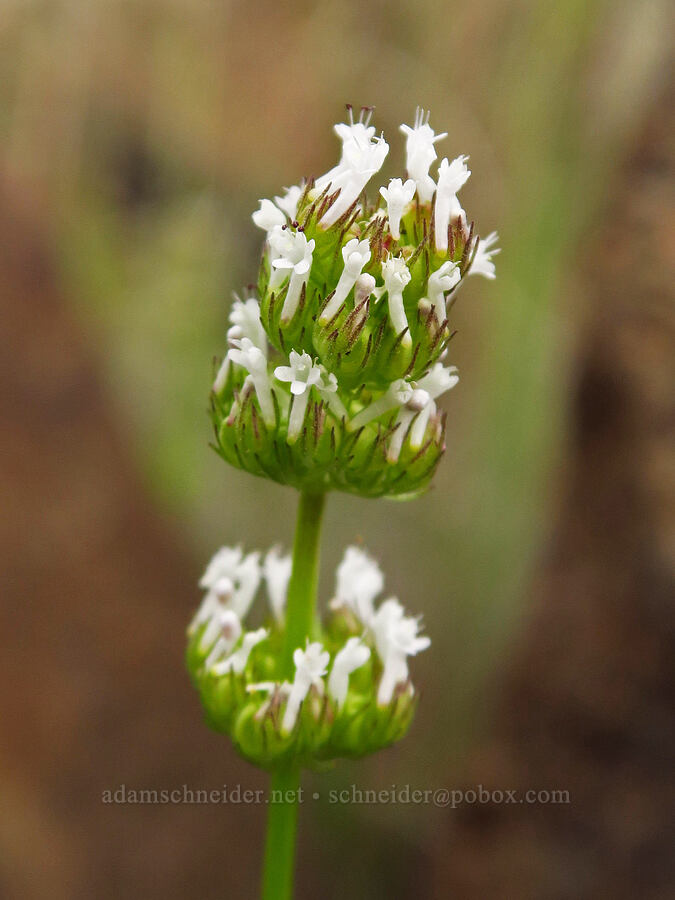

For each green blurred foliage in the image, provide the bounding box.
[1,0,670,872]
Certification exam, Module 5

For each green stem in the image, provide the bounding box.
[261,491,326,900]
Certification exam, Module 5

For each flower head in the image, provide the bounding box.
[213,107,497,499]
[187,542,432,766]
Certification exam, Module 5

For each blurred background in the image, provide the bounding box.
[1,1,673,897]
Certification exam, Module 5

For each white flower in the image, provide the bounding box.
[315,112,389,227]
[269,228,315,322]
[211,627,268,675]
[379,178,416,241]
[328,637,371,706]
[229,297,267,352]
[424,262,461,325]
[316,364,348,421]
[354,272,376,306]
[196,546,262,630]
[282,642,330,733]
[386,387,432,463]
[372,598,430,705]
[387,364,459,461]
[319,238,371,324]
[274,350,323,443]
[330,546,384,625]
[400,108,447,204]
[252,198,286,232]
[263,547,292,623]
[200,546,241,588]
[212,298,267,394]
[434,155,471,252]
[274,184,303,220]
[201,608,242,659]
[228,337,275,426]
[381,255,412,346]
[417,362,459,400]
[468,231,500,279]
[348,378,414,431]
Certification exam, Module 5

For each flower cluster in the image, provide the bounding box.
[211,106,499,498]
[186,544,430,769]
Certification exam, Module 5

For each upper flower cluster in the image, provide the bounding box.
[211,107,498,497]
[186,543,429,768]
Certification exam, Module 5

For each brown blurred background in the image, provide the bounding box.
[0,1,673,898]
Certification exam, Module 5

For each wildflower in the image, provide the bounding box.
[468,231,500,279]
[330,546,384,625]
[372,599,430,705]
[282,643,330,733]
[202,608,242,659]
[434,155,471,252]
[269,229,315,322]
[211,627,269,675]
[229,297,267,352]
[228,338,275,426]
[423,261,461,325]
[213,298,267,394]
[328,638,371,706]
[274,184,303,220]
[400,108,447,204]
[319,238,371,324]
[381,255,412,346]
[387,363,459,462]
[354,272,376,306]
[252,198,286,233]
[315,110,389,226]
[386,388,433,463]
[198,546,261,616]
[379,178,416,240]
[348,378,414,431]
[274,350,323,442]
[315,365,348,421]
[263,547,292,623]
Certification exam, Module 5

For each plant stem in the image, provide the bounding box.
[261,491,325,900]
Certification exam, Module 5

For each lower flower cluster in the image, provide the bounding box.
[186,544,430,770]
